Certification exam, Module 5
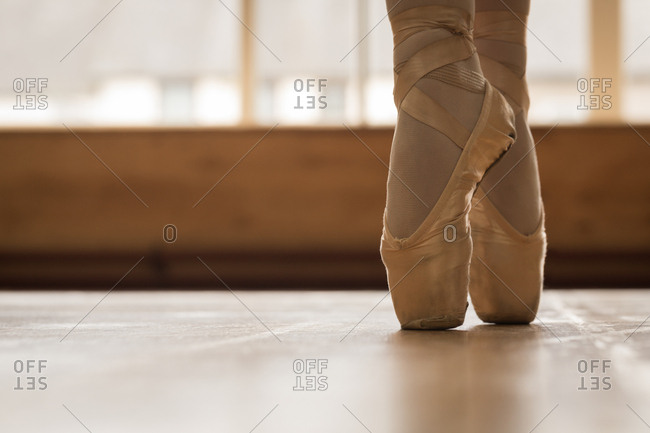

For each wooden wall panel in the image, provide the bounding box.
[0,125,648,287]
[537,126,650,252]
[0,127,389,253]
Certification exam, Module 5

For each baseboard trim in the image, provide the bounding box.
[1,250,648,289]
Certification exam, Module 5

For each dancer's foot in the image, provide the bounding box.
[381,1,516,329]
[469,0,547,324]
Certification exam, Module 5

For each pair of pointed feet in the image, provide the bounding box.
[381,73,546,331]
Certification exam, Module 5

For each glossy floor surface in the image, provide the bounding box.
[1,290,648,433]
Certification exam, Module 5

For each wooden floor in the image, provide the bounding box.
[1,289,648,433]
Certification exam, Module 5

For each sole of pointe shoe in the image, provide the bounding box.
[401,303,469,330]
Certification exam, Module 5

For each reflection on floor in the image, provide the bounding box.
[1,289,648,433]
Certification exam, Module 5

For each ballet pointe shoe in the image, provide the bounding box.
[469,8,547,324]
[380,5,516,330]
[470,192,546,323]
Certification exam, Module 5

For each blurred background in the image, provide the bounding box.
[1,0,649,288]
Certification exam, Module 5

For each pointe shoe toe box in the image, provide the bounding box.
[469,197,547,325]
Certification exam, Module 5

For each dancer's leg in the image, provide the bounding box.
[384,0,484,239]
[381,0,516,329]
[473,0,542,234]
[469,0,547,324]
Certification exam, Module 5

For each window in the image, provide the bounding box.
[527,0,589,124]
[0,0,646,126]
[2,0,242,126]
[623,0,650,122]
